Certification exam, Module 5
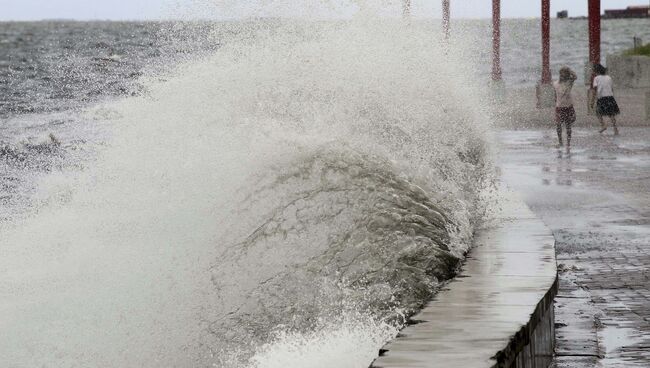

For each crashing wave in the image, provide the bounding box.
[0,17,493,368]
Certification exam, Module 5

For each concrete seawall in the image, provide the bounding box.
[607,54,650,89]
[371,189,558,368]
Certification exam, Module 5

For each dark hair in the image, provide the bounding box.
[594,63,607,75]
[559,67,576,83]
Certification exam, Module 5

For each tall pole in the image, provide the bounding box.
[442,0,450,40]
[403,0,411,18]
[541,0,551,84]
[588,0,601,67]
[492,0,502,81]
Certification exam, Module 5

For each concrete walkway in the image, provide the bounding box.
[499,128,650,368]
[371,190,557,368]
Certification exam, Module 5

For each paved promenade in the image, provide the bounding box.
[499,128,650,367]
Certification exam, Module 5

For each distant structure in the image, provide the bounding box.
[557,10,569,19]
[604,5,650,19]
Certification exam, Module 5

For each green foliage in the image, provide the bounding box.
[624,43,650,56]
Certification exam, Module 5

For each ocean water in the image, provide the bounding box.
[0,15,646,368]
[1,18,493,368]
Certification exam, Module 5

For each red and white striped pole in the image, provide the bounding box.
[492,0,502,81]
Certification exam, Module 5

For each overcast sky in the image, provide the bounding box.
[1,0,649,21]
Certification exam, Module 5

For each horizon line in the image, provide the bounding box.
[0,15,603,22]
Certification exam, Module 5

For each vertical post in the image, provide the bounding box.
[442,0,450,40]
[403,0,411,18]
[586,0,601,113]
[541,0,551,84]
[492,0,502,81]
[588,0,601,66]
[536,0,554,108]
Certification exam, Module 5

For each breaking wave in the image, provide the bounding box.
[0,17,493,368]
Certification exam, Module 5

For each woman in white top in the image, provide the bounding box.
[592,64,620,135]
[553,67,577,150]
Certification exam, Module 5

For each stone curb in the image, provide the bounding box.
[492,276,558,367]
[371,190,558,368]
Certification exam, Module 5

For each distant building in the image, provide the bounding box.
[557,10,569,19]
[604,5,650,19]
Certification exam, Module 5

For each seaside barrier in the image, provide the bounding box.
[371,189,558,368]
[607,54,650,89]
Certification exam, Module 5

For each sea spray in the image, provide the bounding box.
[0,16,494,368]
[247,312,399,368]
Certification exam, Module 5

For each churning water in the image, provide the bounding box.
[3,7,649,366]
[0,15,495,367]
[3,8,649,368]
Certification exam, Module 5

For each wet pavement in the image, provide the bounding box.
[499,128,650,368]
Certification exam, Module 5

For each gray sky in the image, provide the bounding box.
[0,0,649,21]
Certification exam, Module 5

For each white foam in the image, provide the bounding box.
[248,314,398,368]
[0,17,492,368]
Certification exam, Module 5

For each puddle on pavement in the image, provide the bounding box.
[541,166,590,173]
[588,155,618,161]
[599,324,647,367]
[601,325,639,354]
[542,178,574,186]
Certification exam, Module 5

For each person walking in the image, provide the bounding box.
[592,64,620,135]
[553,66,577,152]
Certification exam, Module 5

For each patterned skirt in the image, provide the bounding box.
[555,106,576,125]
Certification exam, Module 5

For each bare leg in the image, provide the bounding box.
[598,115,607,133]
[566,123,572,150]
[556,122,563,146]
[612,116,619,135]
